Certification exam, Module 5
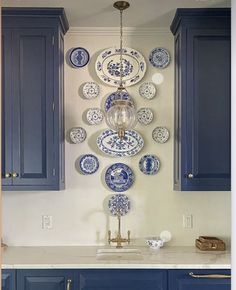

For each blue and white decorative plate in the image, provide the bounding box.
[86,108,104,125]
[97,129,144,157]
[69,47,90,68]
[139,82,156,99]
[152,127,170,143]
[105,163,134,192]
[108,194,131,216]
[82,82,100,99]
[69,127,87,144]
[137,108,154,125]
[79,154,99,175]
[139,154,160,175]
[95,47,146,87]
[149,48,170,69]
[104,91,133,112]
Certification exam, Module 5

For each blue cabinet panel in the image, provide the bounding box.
[170,9,231,191]
[17,269,75,290]
[2,270,16,290]
[78,270,167,290]
[2,8,68,190]
[169,269,231,290]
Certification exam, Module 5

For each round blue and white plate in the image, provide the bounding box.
[69,127,87,144]
[104,91,133,112]
[139,154,160,175]
[108,194,131,216]
[69,47,90,68]
[149,48,170,69]
[152,127,170,143]
[97,129,144,157]
[139,82,156,99]
[79,154,99,174]
[86,108,104,125]
[105,163,134,192]
[95,47,146,87]
[82,82,100,99]
[137,108,153,125]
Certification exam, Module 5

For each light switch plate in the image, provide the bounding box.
[42,215,53,229]
[183,214,193,229]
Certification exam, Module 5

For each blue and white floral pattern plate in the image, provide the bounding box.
[139,154,160,175]
[97,129,144,157]
[108,194,131,216]
[69,47,90,68]
[69,127,87,144]
[149,48,170,69]
[152,127,170,143]
[95,47,146,87]
[104,91,133,112]
[79,154,99,174]
[86,108,104,125]
[137,108,154,125]
[105,163,134,192]
[82,82,100,99]
[139,82,156,99]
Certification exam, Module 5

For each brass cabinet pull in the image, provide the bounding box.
[5,173,11,178]
[12,172,19,178]
[189,272,231,279]
[187,173,194,179]
[66,279,72,290]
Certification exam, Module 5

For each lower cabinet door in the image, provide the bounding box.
[78,269,167,290]
[17,269,75,290]
[2,270,16,290]
[169,269,231,290]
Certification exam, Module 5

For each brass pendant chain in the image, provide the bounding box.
[119,9,123,88]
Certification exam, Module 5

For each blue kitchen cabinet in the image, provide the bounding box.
[17,269,75,290]
[78,270,167,290]
[170,9,231,191]
[2,8,69,190]
[169,269,231,290]
[2,270,16,290]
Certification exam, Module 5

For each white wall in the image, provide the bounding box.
[2,28,231,246]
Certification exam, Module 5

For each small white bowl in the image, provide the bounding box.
[146,237,164,249]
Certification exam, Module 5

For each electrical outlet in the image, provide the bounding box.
[42,215,53,229]
[183,214,193,229]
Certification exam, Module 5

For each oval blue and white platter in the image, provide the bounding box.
[108,194,131,216]
[79,154,99,175]
[95,47,146,87]
[105,163,134,192]
[97,129,144,157]
[139,154,160,175]
[69,47,90,68]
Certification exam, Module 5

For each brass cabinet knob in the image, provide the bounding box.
[187,173,194,179]
[5,173,11,178]
[12,172,19,178]
[66,279,72,290]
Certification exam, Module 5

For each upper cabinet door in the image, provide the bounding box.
[2,270,16,290]
[170,9,231,191]
[2,29,13,187]
[2,8,69,191]
[11,28,55,187]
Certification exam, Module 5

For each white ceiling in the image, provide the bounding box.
[1,0,231,27]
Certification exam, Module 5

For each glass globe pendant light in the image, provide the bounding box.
[105,1,137,140]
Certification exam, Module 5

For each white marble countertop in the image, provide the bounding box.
[2,246,230,269]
